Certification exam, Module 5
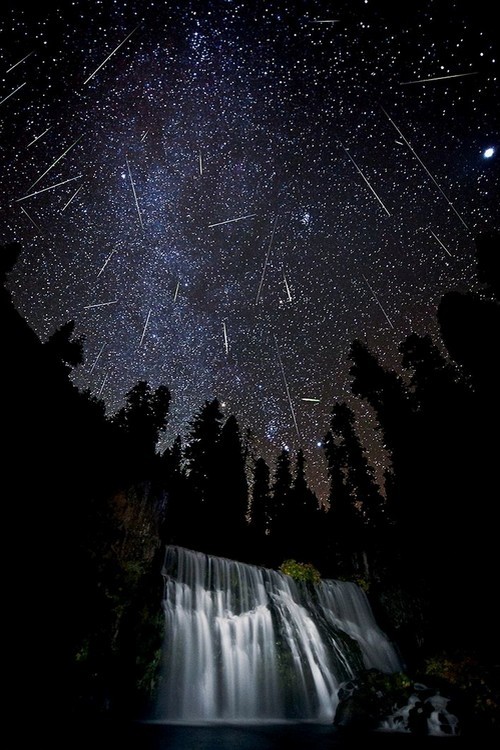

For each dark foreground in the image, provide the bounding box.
[53,719,499,750]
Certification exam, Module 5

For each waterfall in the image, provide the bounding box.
[157,546,401,723]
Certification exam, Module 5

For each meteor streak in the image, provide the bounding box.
[6,51,34,73]
[208,213,256,228]
[223,322,229,354]
[362,274,395,330]
[27,127,51,148]
[339,141,391,216]
[83,300,118,309]
[138,308,152,347]
[28,134,83,191]
[83,26,139,85]
[400,71,477,85]
[381,106,469,230]
[97,245,118,278]
[61,184,83,211]
[199,150,203,175]
[430,230,452,257]
[301,398,321,403]
[283,272,292,302]
[125,155,144,230]
[97,371,109,398]
[89,343,106,374]
[256,215,279,304]
[274,334,301,441]
[173,281,180,302]
[0,81,26,106]
[20,205,43,234]
[15,174,82,202]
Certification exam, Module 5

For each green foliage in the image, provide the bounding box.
[279,559,321,585]
[362,668,412,697]
[338,574,370,593]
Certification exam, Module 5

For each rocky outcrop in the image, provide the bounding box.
[334,669,460,736]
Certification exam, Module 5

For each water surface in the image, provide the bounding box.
[71,720,495,750]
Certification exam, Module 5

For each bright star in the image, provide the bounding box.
[483,147,495,158]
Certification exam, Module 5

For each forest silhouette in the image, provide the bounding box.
[2,230,499,722]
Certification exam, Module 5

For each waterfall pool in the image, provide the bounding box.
[66,718,495,750]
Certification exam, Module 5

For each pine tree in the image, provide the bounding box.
[269,448,293,563]
[434,233,500,652]
[44,320,84,369]
[398,331,473,549]
[216,414,249,558]
[113,381,171,475]
[323,413,363,577]
[348,340,416,534]
[184,398,224,550]
[249,456,272,542]
[476,229,500,301]
[160,435,189,546]
[286,450,322,565]
[326,403,388,578]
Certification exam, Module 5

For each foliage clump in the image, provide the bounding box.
[279,559,321,585]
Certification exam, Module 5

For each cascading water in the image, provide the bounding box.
[157,546,402,723]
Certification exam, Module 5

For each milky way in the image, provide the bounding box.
[1,0,498,498]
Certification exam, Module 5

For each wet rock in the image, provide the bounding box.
[334,669,460,736]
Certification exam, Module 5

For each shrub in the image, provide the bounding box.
[279,559,321,585]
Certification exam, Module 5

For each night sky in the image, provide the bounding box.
[1,0,498,499]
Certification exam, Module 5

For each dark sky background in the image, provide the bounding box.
[1,0,498,500]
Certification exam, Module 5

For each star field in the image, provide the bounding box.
[1,0,498,498]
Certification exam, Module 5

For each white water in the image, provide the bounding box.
[158,546,402,722]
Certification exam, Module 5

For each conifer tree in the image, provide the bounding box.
[160,435,188,546]
[281,450,321,564]
[326,403,387,578]
[113,381,171,473]
[476,229,500,300]
[348,340,416,534]
[217,414,249,558]
[44,320,84,369]
[323,413,363,577]
[183,398,224,550]
[249,456,272,543]
[269,448,293,563]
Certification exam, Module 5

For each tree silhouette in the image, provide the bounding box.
[475,229,500,300]
[0,242,21,285]
[434,231,500,655]
[44,320,84,369]
[323,409,363,577]
[348,340,417,537]
[215,414,249,558]
[160,435,189,546]
[328,403,387,578]
[113,381,171,475]
[184,398,224,550]
[280,450,322,565]
[268,448,293,564]
[248,456,272,562]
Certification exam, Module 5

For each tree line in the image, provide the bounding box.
[1,229,498,718]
